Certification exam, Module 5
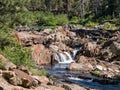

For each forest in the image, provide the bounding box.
[0,0,120,27]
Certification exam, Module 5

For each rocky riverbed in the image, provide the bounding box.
[0,25,120,90]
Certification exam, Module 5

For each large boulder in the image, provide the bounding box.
[2,69,39,88]
[68,62,93,72]
[32,44,52,65]
[78,42,100,57]
[110,41,120,56]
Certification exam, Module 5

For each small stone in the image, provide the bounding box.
[96,65,104,71]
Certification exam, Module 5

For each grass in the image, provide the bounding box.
[30,68,49,76]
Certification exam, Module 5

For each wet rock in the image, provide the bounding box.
[68,62,93,72]
[32,44,52,65]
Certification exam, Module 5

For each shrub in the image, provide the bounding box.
[101,22,117,30]
[38,12,57,26]
[69,16,79,24]
[0,44,35,68]
[85,21,98,27]
[44,14,57,26]
[56,14,69,25]
[30,68,49,76]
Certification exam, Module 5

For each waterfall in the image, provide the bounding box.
[53,48,79,63]
[54,51,73,63]
[73,48,80,59]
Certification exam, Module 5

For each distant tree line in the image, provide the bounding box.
[0,0,120,18]
[0,0,120,27]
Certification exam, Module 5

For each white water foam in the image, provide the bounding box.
[53,48,80,63]
[68,77,93,82]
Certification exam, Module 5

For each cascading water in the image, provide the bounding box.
[53,48,79,63]
[72,48,80,59]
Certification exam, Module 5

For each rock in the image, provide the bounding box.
[32,44,52,65]
[0,54,16,70]
[17,66,31,75]
[2,69,39,88]
[68,62,93,72]
[78,42,100,57]
[54,32,68,42]
[49,44,59,51]
[99,49,112,61]
[14,32,44,46]
[32,76,49,85]
[76,55,88,63]
[62,84,87,90]
[0,76,24,90]
[95,65,106,71]
[49,42,72,52]
[110,41,120,56]
[35,84,65,90]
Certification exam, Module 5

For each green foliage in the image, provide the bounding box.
[37,12,57,26]
[69,16,80,24]
[0,45,35,68]
[85,21,98,27]
[101,22,117,30]
[97,16,112,23]
[0,59,7,69]
[56,14,69,25]
[0,38,10,50]
[38,13,68,26]
[114,18,120,25]
[91,69,103,77]
[30,68,49,76]
[0,30,35,68]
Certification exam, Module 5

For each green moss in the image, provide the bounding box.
[91,70,103,77]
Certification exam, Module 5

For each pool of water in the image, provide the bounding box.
[46,63,120,90]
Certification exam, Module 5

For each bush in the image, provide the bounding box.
[30,68,49,76]
[38,12,57,26]
[101,22,117,30]
[56,14,69,25]
[69,16,79,24]
[85,21,98,27]
[0,29,36,68]
[0,43,35,68]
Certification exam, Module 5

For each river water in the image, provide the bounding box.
[46,49,120,90]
